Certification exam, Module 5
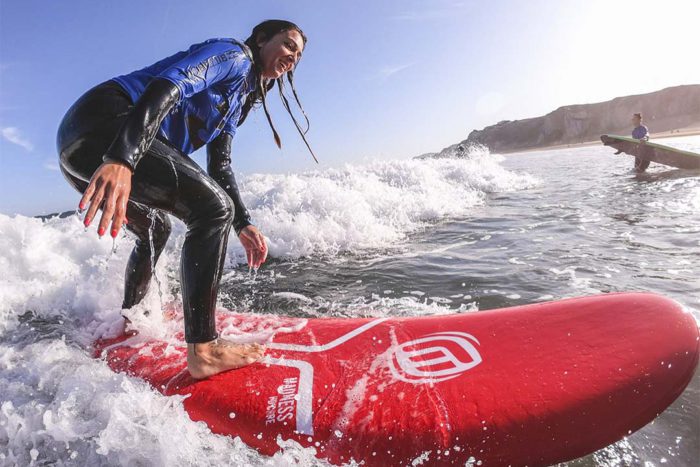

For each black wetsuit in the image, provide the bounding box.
[632,125,651,172]
[57,39,256,343]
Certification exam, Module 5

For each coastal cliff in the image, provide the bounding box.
[431,85,700,156]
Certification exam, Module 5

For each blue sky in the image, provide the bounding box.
[1,0,699,215]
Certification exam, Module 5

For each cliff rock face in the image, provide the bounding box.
[465,85,700,153]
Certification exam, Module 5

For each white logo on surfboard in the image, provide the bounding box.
[389,332,482,383]
[265,320,482,434]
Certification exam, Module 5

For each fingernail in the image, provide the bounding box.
[84,218,90,227]
[111,229,118,238]
[79,202,85,210]
[98,227,105,237]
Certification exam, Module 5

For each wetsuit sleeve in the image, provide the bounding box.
[158,41,251,100]
[221,105,242,138]
[206,132,252,235]
[103,78,180,170]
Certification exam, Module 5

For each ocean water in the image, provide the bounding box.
[1,136,698,466]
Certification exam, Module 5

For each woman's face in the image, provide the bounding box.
[257,29,305,79]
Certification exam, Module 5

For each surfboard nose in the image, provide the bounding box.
[625,293,699,406]
[561,293,699,464]
[477,292,700,466]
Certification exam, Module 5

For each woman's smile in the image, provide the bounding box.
[259,29,304,79]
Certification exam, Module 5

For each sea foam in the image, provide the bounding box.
[244,151,537,259]
[0,149,536,333]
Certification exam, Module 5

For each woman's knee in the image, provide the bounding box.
[180,175,236,230]
[200,191,235,229]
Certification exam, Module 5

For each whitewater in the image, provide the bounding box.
[1,138,698,466]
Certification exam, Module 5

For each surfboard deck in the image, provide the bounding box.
[94,293,699,466]
[601,134,700,170]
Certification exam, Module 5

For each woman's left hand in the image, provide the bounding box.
[238,225,268,269]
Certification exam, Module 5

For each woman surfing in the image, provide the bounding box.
[57,20,314,379]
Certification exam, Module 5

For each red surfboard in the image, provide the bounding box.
[94,293,699,466]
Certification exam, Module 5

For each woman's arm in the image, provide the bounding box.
[81,78,180,237]
[206,132,267,268]
[104,78,180,169]
[206,132,252,235]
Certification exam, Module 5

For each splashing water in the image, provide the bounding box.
[147,208,165,309]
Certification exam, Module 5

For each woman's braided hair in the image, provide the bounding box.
[239,20,317,163]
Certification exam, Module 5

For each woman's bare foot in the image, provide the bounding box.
[187,339,266,379]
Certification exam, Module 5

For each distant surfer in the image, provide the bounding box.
[631,112,650,172]
[57,20,315,378]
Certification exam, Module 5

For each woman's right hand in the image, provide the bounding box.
[80,161,133,238]
[238,225,268,269]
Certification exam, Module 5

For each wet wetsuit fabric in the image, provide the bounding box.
[57,38,256,343]
[632,125,651,172]
[207,132,252,233]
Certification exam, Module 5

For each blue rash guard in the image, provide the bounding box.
[113,38,256,154]
[632,125,649,140]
